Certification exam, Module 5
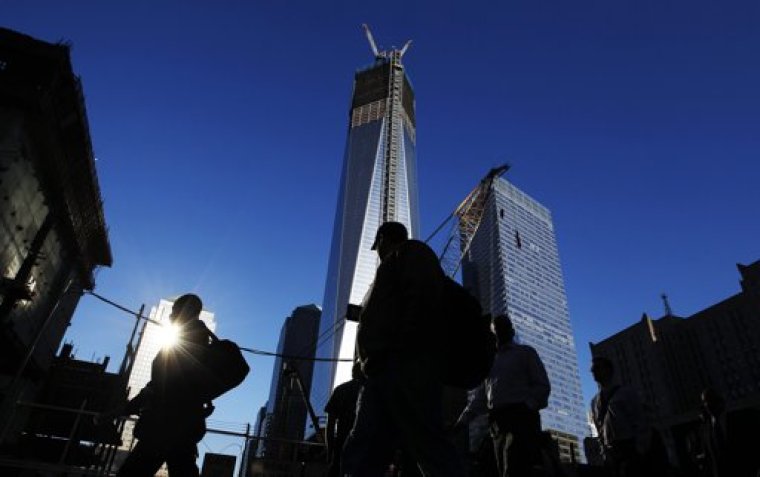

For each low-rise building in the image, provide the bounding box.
[13,343,125,471]
[589,260,760,467]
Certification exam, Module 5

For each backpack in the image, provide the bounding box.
[440,277,496,389]
[195,332,250,401]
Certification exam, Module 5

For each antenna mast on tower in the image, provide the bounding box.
[661,293,673,316]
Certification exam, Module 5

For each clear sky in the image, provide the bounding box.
[4,0,759,460]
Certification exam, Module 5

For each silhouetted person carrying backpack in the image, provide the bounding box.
[590,356,644,477]
[341,222,465,477]
[107,294,214,477]
[325,362,364,477]
[454,314,550,477]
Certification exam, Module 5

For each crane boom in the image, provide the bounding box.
[428,164,510,278]
[362,23,381,59]
[399,40,412,58]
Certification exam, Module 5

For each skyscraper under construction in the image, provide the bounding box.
[310,26,420,417]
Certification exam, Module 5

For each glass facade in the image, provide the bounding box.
[310,52,419,420]
[463,178,587,460]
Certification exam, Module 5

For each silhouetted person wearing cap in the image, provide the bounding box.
[455,314,550,477]
[590,356,644,477]
[325,362,365,477]
[106,294,214,477]
[341,222,465,477]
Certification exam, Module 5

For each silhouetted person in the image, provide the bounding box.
[341,221,465,477]
[698,388,729,476]
[590,357,643,477]
[325,362,364,477]
[109,294,213,477]
[455,314,550,477]
[694,388,760,477]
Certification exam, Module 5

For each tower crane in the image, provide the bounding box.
[426,164,510,278]
[362,23,381,59]
[362,24,412,60]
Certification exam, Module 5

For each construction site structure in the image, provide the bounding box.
[0,344,126,473]
[361,24,413,223]
[0,26,113,469]
[428,164,510,278]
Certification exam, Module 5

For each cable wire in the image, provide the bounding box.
[85,290,351,363]
[294,312,346,360]
[239,346,351,362]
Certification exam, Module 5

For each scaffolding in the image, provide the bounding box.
[0,399,326,477]
[0,27,112,291]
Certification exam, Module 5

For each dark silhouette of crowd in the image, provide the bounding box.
[586,357,760,477]
[97,223,760,477]
[323,222,760,477]
[327,222,561,476]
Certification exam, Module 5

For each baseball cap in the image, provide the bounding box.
[371,222,409,250]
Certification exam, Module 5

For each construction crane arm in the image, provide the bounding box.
[399,40,412,58]
[485,164,510,181]
[362,23,381,58]
[428,164,510,277]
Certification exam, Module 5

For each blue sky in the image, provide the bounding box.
[4,0,759,460]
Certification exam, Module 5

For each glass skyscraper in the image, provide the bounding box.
[310,38,420,416]
[261,305,320,459]
[463,178,587,461]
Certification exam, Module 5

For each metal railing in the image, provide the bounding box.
[0,400,325,477]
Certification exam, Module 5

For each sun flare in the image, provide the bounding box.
[159,323,179,348]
